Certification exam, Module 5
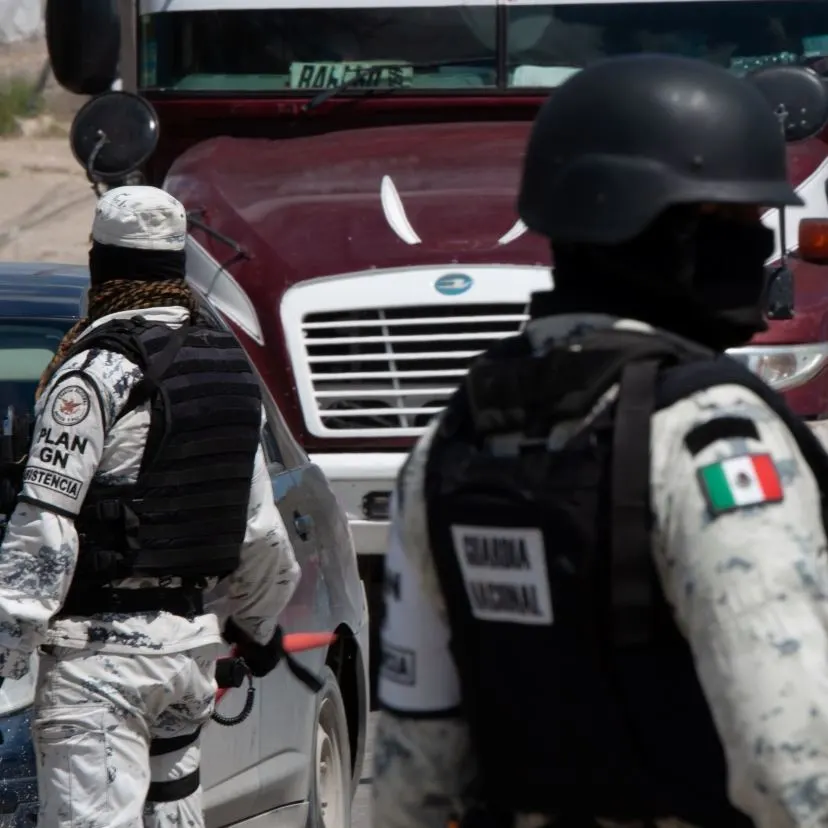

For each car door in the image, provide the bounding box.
[251,397,324,815]
[203,410,315,827]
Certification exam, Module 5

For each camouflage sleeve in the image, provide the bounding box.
[373,422,475,828]
[374,714,476,828]
[651,382,828,827]
[0,367,108,676]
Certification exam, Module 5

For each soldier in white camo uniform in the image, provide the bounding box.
[374,56,828,828]
[0,186,300,828]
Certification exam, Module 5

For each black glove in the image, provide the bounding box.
[222,618,324,692]
[222,617,280,677]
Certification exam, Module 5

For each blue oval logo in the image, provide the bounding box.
[434,273,473,296]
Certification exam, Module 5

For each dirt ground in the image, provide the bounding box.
[0,136,94,265]
[0,36,93,266]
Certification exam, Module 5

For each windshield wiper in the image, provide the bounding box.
[301,57,498,112]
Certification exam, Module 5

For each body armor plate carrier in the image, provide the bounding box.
[55,315,262,616]
[424,327,828,827]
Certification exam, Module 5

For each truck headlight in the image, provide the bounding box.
[726,343,828,391]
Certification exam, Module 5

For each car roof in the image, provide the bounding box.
[0,262,88,321]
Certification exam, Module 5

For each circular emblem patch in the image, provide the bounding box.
[52,385,91,427]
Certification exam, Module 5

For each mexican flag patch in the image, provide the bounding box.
[697,453,784,515]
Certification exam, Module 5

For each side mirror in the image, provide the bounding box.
[45,0,120,96]
[747,64,828,142]
[70,92,159,189]
[765,265,795,321]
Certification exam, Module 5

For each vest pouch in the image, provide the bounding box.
[429,440,657,818]
[75,489,136,584]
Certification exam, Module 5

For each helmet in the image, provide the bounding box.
[517,54,802,245]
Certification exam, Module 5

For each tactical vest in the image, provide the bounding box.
[56,316,262,615]
[424,326,828,827]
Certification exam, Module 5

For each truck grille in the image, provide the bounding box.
[301,303,529,432]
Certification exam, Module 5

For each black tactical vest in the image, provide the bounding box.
[424,326,828,827]
[57,315,262,609]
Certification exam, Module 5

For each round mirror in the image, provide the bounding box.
[70,92,160,184]
[748,65,828,142]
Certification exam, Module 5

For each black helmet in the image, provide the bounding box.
[517,54,802,245]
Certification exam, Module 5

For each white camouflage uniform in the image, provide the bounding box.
[0,187,301,828]
[373,313,828,828]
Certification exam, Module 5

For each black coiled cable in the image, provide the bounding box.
[212,657,256,727]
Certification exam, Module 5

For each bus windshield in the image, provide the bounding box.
[138,1,828,94]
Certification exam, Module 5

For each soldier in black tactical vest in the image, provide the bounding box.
[0,186,301,828]
[373,54,828,828]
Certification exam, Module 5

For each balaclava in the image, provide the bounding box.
[540,205,775,352]
[37,185,200,399]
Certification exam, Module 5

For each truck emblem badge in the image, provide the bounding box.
[435,273,473,296]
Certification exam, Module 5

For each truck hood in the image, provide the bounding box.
[167,122,828,283]
[165,122,550,283]
[167,123,828,437]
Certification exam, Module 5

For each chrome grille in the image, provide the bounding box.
[301,303,530,432]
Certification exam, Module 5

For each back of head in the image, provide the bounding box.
[36,187,197,400]
[85,184,195,320]
[517,54,799,350]
[92,185,187,253]
[90,185,187,284]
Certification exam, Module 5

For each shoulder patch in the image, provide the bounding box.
[684,416,760,456]
[697,452,784,516]
[51,385,91,427]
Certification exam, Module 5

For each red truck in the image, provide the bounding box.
[48,0,828,686]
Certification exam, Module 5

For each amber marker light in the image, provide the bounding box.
[798,218,828,263]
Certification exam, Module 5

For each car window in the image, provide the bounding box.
[261,388,307,471]
[0,322,70,413]
[261,419,285,471]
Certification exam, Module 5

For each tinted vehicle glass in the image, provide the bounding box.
[141,7,498,91]
[509,1,828,85]
[140,2,828,92]
[0,323,69,413]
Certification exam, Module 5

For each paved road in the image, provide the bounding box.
[353,712,376,828]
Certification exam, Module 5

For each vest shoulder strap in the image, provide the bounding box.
[602,331,707,646]
[60,318,193,422]
[61,317,157,370]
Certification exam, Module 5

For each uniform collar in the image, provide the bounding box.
[76,306,191,341]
